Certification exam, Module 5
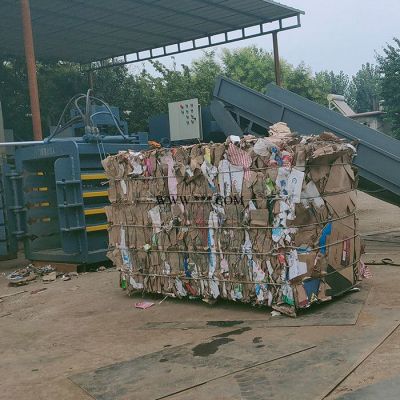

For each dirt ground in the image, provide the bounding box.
[356,191,400,234]
[0,192,399,400]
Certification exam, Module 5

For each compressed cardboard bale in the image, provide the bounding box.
[102,128,361,316]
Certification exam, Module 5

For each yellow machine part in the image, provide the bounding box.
[81,173,107,181]
[83,190,108,198]
[86,224,108,232]
[84,207,106,216]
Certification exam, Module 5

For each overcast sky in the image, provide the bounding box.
[131,0,400,78]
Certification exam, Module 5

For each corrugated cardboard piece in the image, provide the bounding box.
[103,126,361,316]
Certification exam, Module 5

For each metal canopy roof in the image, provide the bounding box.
[0,0,303,67]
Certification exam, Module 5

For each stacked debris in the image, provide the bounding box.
[6,264,80,285]
[6,264,55,286]
[103,124,361,316]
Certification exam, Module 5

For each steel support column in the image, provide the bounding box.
[272,32,281,87]
[21,0,43,140]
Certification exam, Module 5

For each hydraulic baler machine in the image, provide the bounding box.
[3,92,148,264]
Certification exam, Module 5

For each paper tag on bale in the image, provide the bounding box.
[130,277,144,290]
[301,181,325,209]
[276,167,304,203]
[120,180,127,195]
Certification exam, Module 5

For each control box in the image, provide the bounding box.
[168,98,202,141]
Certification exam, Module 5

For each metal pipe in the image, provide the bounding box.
[21,0,43,140]
[0,141,45,147]
[88,71,94,90]
[0,101,6,155]
[272,31,281,86]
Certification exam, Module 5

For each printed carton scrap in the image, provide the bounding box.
[102,124,361,316]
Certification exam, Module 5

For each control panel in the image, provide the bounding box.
[168,98,202,141]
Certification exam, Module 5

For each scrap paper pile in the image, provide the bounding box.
[102,123,361,316]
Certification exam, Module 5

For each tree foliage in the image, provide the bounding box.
[222,46,279,92]
[37,62,86,128]
[0,59,32,140]
[1,43,397,140]
[314,70,349,103]
[378,38,400,138]
[348,63,381,113]
[284,63,317,100]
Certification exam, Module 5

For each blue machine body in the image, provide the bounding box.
[70,105,129,136]
[0,159,18,259]
[1,102,149,263]
[12,135,147,264]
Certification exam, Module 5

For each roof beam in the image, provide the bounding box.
[86,14,302,70]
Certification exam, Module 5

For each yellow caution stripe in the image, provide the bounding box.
[84,207,106,216]
[86,224,108,232]
[81,173,107,181]
[32,202,50,208]
[83,190,108,198]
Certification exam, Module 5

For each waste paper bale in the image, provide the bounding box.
[102,124,361,316]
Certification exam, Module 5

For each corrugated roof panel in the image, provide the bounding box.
[0,0,303,63]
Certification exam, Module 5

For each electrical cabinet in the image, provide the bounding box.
[168,98,202,141]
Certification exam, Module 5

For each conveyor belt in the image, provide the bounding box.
[211,76,400,206]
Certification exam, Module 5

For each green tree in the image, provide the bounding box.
[122,52,222,131]
[37,62,86,129]
[220,47,343,106]
[0,59,31,140]
[348,63,381,113]
[3,44,397,141]
[313,70,350,105]
[378,38,400,138]
[124,69,160,131]
[191,51,223,105]
[283,62,316,100]
[0,60,142,139]
[222,46,280,92]
[92,65,145,132]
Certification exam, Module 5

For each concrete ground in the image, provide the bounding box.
[0,192,399,400]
